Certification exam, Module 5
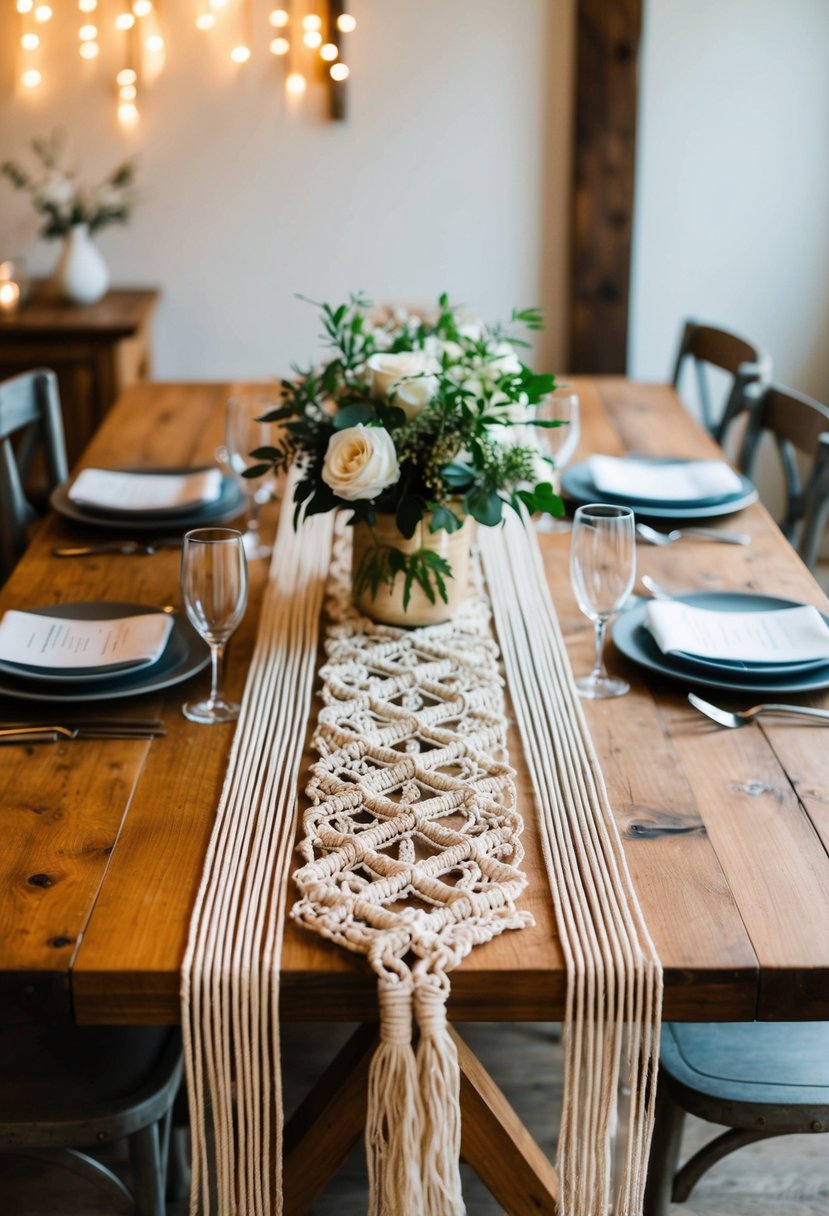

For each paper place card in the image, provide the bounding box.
[0,610,173,670]
[68,468,223,512]
[646,601,829,664]
[588,456,743,503]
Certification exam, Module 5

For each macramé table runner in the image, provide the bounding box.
[182,501,662,1216]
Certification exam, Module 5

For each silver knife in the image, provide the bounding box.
[52,538,183,557]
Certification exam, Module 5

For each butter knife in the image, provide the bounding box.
[52,538,184,557]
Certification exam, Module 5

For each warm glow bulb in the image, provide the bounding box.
[115,12,135,28]
[116,66,136,84]
[79,23,97,39]
[285,70,306,94]
[145,33,163,52]
[269,37,289,55]
[230,44,251,63]
[303,30,321,48]
[78,0,97,10]
[21,68,42,86]
[268,8,288,27]
[21,32,40,50]
[118,101,139,126]
[34,4,52,21]
[16,0,34,13]
[208,0,227,8]
[79,40,99,58]
[337,13,356,32]
[329,61,349,81]
[301,13,321,31]
[132,0,152,15]
[320,42,338,61]
[196,13,214,29]
[120,82,136,99]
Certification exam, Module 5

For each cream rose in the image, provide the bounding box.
[321,424,400,502]
[394,374,439,420]
[367,351,440,403]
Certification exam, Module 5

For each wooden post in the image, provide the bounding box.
[328,0,348,121]
[570,0,643,373]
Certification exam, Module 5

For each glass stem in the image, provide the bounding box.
[247,493,261,542]
[591,616,608,682]
[208,640,225,707]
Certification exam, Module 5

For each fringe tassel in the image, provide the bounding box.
[415,969,465,1216]
[366,975,424,1216]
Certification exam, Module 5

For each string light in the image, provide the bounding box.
[230,45,251,63]
[33,4,52,22]
[303,30,321,48]
[132,0,152,15]
[269,37,289,55]
[196,13,215,29]
[120,83,137,100]
[21,32,40,50]
[118,101,139,126]
[337,12,356,33]
[78,0,97,10]
[269,8,289,27]
[21,68,42,86]
[16,0,34,12]
[79,24,97,40]
[115,12,135,29]
[301,13,322,31]
[116,67,137,84]
[285,71,306,94]
[320,42,338,61]
[330,62,349,81]
[79,41,99,58]
[145,33,164,52]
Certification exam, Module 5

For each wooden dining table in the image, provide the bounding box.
[2,376,829,1212]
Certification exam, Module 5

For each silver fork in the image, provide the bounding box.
[636,523,751,546]
[688,692,829,729]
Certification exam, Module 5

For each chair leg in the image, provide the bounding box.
[128,1122,166,1216]
[673,1126,785,1203]
[643,1080,685,1216]
[166,1074,191,1201]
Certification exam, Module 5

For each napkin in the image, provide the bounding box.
[588,456,743,503]
[68,468,223,512]
[646,601,829,665]
[0,610,173,670]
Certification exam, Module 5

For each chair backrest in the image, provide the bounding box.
[738,382,829,571]
[0,369,68,581]
[671,319,772,443]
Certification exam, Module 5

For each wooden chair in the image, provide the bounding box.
[671,319,771,443]
[738,382,829,570]
[0,1024,187,1215]
[644,1021,829,1216]
[0,368,68,581]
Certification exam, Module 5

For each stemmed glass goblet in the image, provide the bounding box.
[569,504,635,699]
[181,528,248,724]
[535,388,581,533]
[225,393,278,560]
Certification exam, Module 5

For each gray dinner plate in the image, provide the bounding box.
[51,470,246,533]
[562,461,758,520]
[0,602,209,703]
[612,592,829,694]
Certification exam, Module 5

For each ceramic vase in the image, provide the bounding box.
[50,223,109,306]
[351,511,473,628]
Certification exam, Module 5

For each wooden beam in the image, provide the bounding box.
[570,0,643,372]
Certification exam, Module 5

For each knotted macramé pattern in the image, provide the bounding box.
[292,531,532,1216]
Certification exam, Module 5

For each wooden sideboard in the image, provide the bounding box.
[0,285,159,468]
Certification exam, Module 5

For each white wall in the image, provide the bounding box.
[0,0,574,379]
[630,0,829,404]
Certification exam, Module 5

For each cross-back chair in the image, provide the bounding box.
[671,319,771,444]
[0,368,68,581]
[738,382,829,570]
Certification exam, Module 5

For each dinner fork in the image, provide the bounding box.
[52,538,183,557]
[0,721,166,743]
[687,692,829,729]
[636,523,751,546]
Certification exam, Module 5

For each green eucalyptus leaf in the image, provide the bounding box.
[333,402,374,429]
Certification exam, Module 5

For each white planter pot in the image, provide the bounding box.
[50,223,109,306]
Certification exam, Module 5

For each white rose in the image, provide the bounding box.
[367,351,440,401]
[321,424,400,502]
[487,341,522,379]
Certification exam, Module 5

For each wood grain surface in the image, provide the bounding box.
[1,378,827,1025]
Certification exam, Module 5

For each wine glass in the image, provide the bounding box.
[181,528,248,724]
[225,393,278,560]
[569,504,635,699]
[535,388,580,533]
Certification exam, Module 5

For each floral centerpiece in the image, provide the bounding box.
[1,130,136,239]
[247,294,565,624]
